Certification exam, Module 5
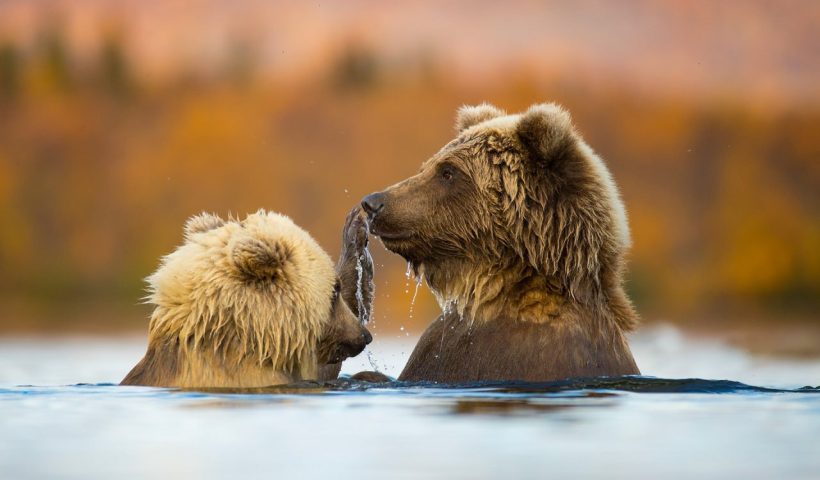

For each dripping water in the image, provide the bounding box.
[408,273,422,321]
[405,263,423,338]
[356,245,379,371]
[355,253,367,324]
[404,262,412,295]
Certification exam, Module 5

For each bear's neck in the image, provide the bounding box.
[144,310,321,386]
[422,258,622,329]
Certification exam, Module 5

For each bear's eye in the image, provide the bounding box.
[440,166,455,182]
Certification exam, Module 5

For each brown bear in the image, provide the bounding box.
[362,102,640,382]
[121,209,373,388]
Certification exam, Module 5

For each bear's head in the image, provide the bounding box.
[362,103,635,329]
[146,210,371,381]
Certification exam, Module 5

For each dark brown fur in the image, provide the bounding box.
[401,309,637,383]
[317,295,372,367]
[121,339,181,386]
[362,103,640,382]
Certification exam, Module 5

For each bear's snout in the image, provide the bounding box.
[337,330,370,360]
[361,192,385,217]
[347,328,372,354]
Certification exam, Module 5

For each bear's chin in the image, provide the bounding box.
[325,343,367,364]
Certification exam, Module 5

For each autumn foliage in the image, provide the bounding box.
[0,2,817,333]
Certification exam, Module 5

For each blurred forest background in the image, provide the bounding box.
[0,1,817,346]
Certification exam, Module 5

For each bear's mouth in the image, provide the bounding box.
[366,221,412,241]
[376,231,411,241]
[374,231,416,254]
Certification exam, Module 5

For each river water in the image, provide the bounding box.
[1,325,818,479]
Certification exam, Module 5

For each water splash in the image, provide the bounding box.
[443,300,463,323]
[366,350,383,372]
[353,243,375,326]
[355,253,366,324]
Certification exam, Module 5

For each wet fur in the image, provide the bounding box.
[367,103,640,382]
[318,209,375,381]
[401,308,637,383]
[122,210,369,388]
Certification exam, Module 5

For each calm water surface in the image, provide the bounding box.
[1,325,819,480]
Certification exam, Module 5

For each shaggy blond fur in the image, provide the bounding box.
[121,210,338,388]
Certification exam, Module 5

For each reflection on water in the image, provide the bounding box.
[451,398,581,416]
[1,325,819,480]
[448,391,620,416]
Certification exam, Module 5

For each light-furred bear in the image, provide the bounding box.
[361,102,640,382]
[121,209,373,388]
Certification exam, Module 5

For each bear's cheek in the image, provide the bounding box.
[368,202,435,254]
[376,193,446,237]
[376,203,474,261]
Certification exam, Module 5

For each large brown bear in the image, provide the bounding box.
[121,209,373,388]
[362,103,640,382]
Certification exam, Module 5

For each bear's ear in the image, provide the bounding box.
[185,212,224,238]
[516,103,575,166]
[230,237,291,281]
[455,103,505,133]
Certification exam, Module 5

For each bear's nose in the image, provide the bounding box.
[361,193,385,216]
[362,329,373,345]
